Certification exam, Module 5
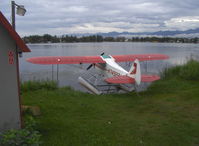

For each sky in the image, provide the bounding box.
[1,0,199,36]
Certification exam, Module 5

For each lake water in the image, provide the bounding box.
[19,42,199,92]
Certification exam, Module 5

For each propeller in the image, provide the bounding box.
[86,52,105,70]
[101,52,105,56]
[87,63,94,70]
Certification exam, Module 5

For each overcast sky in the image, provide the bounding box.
[1,0,199,36]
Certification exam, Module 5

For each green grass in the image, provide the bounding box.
[21,80,58,92]
[22,60,199,146]
[161,59,199,80]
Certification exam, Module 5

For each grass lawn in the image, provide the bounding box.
[22,60,199,146]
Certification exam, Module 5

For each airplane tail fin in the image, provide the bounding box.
[128,59,141,85]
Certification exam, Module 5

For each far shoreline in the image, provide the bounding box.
[23,34,199,44]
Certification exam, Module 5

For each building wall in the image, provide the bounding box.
[0,23,21,131]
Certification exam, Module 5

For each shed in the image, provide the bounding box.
[0,11,30,131]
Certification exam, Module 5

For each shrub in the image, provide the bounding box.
[0,116,41,146]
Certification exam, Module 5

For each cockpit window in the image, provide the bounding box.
[102,55,111,59]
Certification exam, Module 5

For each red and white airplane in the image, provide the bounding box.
[27,53,169,93]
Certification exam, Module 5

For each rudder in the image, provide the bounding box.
[128,59,141,85]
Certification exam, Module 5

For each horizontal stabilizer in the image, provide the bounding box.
[105,75,160,84]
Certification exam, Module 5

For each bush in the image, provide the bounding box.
[0,116,41,146]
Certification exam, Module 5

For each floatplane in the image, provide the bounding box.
[27,53,169,94]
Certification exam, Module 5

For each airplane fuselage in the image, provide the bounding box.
[95,55,128,78]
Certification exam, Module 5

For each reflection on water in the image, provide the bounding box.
[19,42,199,92]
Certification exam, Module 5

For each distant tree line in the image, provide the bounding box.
[23,34,199,44]
[131,37,199,43]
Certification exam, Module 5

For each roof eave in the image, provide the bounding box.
[0,11,31,52]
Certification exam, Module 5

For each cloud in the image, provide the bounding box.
[1,0,199,36]
[165,16,199,30]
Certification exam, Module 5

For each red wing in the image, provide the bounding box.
[112,54,169,62]
[27,54,169,65]
[105,75,160,84]
[26,56,105,65]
